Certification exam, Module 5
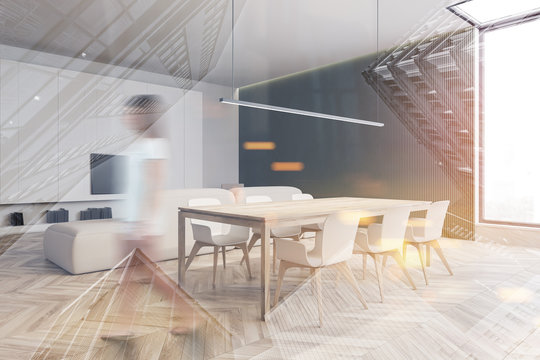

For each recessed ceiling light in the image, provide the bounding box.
[34,95,40,101]
[81,52,87,58]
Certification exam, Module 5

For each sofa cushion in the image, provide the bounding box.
[47,219,121,237]
[43,220,124,274]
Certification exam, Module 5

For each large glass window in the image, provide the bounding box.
[482,18,540,225]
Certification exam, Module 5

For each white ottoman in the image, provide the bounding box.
[43,220,124,274]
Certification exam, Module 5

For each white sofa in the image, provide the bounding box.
[43,188,236,274]
[43,186,305,274]
[43,219,125,275]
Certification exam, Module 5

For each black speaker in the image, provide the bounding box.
[9,212,24,226]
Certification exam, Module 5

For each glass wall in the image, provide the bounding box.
[482,18,540,226]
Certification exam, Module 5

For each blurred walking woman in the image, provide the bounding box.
[122,94,169,258]
[101,94,172,340]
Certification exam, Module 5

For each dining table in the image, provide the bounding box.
[177,197,431,320]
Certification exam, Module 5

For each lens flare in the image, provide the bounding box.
[496,287,534,303]
[243,141,276,150]
[271,162,304,171]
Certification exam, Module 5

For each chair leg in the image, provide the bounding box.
[335,262,368,309]
[273,240,277,274]
[240,233,260,265]
[222,246,226,269]
[309,268,316,295]
[431,240,453,275]
[313,268,323,327]
[372,254,384,302]
[185,242,203,270]
[382,255,388,270]
[247,233,260,252]
[415,243,429,285]
[402,241,408,261]
[426,244,431,267]
[212,246,219,288]
[390,250,416,290]
[362,253,367,280]
[238,243,252,279]
[273,260,290,306]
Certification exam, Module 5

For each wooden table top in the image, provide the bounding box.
[178,197,431,222]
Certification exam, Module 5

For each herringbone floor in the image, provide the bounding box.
[0,233,539,359]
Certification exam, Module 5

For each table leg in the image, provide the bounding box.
[178,212,186,287]
[260,222,271,319]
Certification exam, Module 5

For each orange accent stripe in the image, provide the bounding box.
[243,141,276,150]
[271,162,304,171]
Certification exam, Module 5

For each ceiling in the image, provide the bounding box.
[207,0,452,87]
[0,0,451,89]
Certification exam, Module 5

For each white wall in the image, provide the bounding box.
[0,41,238,226]
[0,58,206,204]
[0,49,240,228]
[193,81,239,188]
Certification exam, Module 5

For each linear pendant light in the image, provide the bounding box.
[220,98,384,127]
[221,0,384,128]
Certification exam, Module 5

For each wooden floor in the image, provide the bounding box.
[0,233,539,359]
[0,234,22,256]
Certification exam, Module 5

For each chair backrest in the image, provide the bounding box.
[231,186,302,203]
[246,195,272,204]
[188,198,226,235]
[292,193,314,200]
[424,200,450,240]
[312,211,362,266]
[368,206,411,252]
[159,188,235,258]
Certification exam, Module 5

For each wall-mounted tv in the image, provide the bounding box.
[90,153,127,195]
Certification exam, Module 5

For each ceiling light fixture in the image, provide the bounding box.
[220,98,384,127]
[219,0,384,128]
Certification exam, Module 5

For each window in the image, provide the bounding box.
[449,0,540,28]
[481,18,540,226]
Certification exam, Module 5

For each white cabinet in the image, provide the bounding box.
[148,83,186,188]
[17,62,59,203]
[0,58,204,204]
[0,60,207,204]
[58,69,98,201]
[1,60,59,203]
[94,77,144,156]
[0,60,20,203]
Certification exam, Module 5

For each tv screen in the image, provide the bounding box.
[90,153,127,195]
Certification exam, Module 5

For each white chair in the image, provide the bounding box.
[292,193,323,236]
[185,198,252,288]
[403,200,453,285]
[274,212,368,326]
[291,193,313,200]
[354,207,416,302]
[241,195,301,273]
